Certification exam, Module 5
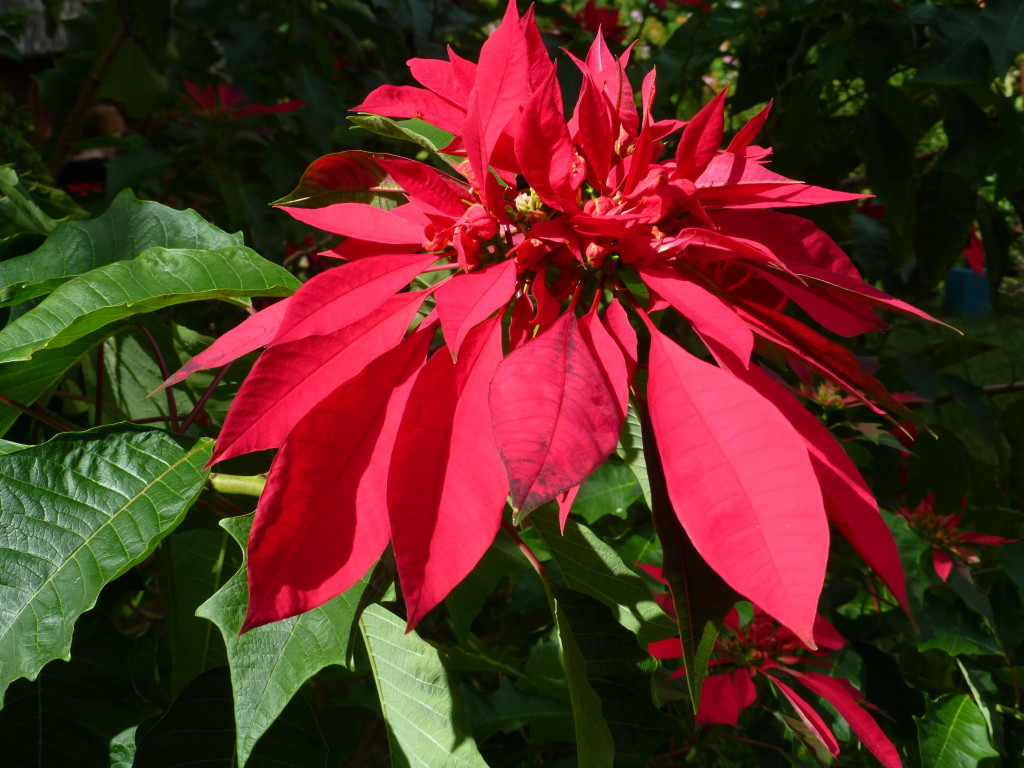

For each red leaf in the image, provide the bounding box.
[785,263,948,328]
[213,292,426,464]
[579,302,629,421]
[515,66,579,211]
[242,323,435,630]
[408,58,467,107]
[374,155,470,218]
[521,5,555,89]
[279,202,426,245]
[697,669,756,726]
[351,84,467,134]
[933,550,954,582]
[436,259,517,357]
[737,366,908,612]
[557,484,581,531]
[570,73,614,191]
[788,671,903,768]
[726,100,772,155]
[273,150,404,209]
[388,318,508,626]
[736,303,912,421]
[161,297,290,389]
[712,210,862,279]
[766,672,840,756]
[462,0,530,210]
[645,324,828,646]
[696,155,866,208]
[757,269,886,337]
[272,252,438,345]
[640,267,753,368]
[582,35,638,139]
[603,297,637,382]
[674,87,727,181]
[489,311,621,516]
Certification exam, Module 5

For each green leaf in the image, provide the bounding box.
[554,587,678,768]
[0,425,213,704]
[445,531,529,642]
[272,150,406,209]
[917,694,999,768]
[0,189,241,308]
[0,165,55,236]
[0,612,160,767]
[0,327,111,436]
[462,679,569,742]
[916,590,1003,656]
[348,115,459,165]
[977,0,1024,73]
[552,595,616,768]
[573,461,642,523]
[161,527,232,696]
[109,726,138,768]
[616,404,651,508]
[359,603,489,768]
[917,7,991,86]
[531,511,676,647]
[132,666,329,768]
[196,513,371,768]
[0,245,300,364]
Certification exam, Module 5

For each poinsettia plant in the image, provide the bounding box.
[166,0,937,654]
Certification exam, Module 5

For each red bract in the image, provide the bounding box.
[648,596,902,768]
[177,79,306,120]
[899,494,1014,581]
[170,1,936,639]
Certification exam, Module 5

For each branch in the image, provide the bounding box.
[208,473,267,497]
[48,9,133,173]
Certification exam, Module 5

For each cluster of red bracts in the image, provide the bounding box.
[167,1,937,653]
[648,603,901,767]
[640,564,900,766]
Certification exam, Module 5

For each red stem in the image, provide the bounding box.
[130,323,179,431]
[94,342,105,427]
[501,519,549,581]
[0,395,72,433]
[178,363,232,433]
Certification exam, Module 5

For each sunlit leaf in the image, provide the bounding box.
[0,426,212,703]
[360,604,489,768]
[0,246,299,364]
[196,513,371,767]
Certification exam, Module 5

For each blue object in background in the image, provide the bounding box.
[944,267,993,317]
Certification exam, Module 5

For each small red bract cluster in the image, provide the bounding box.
[899,493,1013,581]
[169,2,936,642]
[177,79,306,121]
[649,605,901,767]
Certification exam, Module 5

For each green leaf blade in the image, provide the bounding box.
[196,513,371,768]
[917,694,999,768]
[531,511,676,648]
[0,245,299,364]
[0,189,241,308]
[360,603,489,768]
[0,425,213,704]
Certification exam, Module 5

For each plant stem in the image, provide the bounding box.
[94,342,105,427]
[208,473,267,497]
[130,323,179,430]
[48,9,132,173]
[0,394,71,432]
[178,363,232,433]
[502,518,549,582]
